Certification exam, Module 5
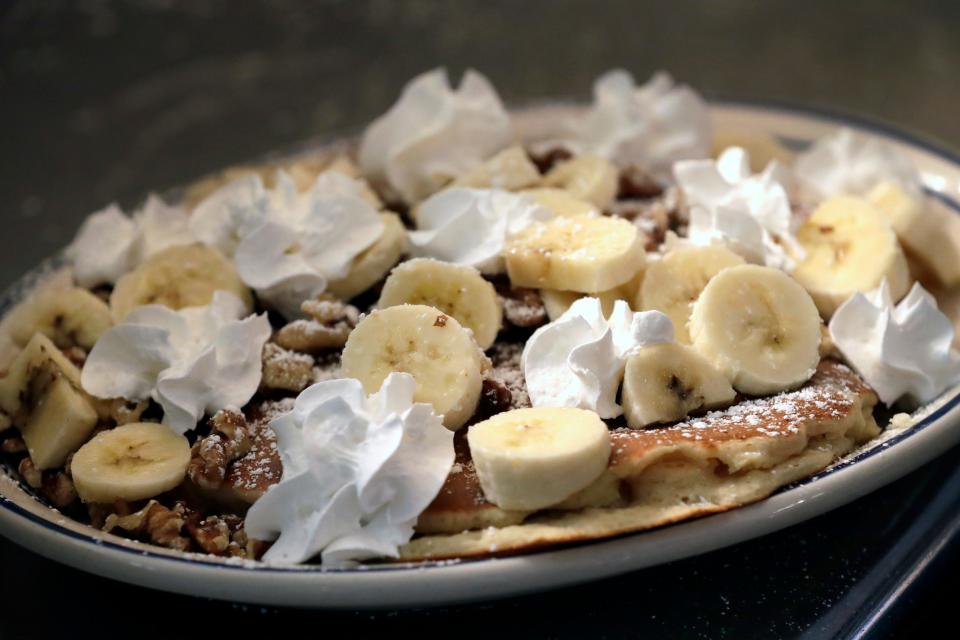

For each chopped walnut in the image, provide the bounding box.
[261,342,315,392]
[302,294,360,325]
[528,145,573,174]
[188,410,252,490]
[609,187,684,251]
[18,457,41,488]
[479,377,513,416]
[62,346,87,369]
[93,398,149,426]
[41,472,77,508]
[618,165,664,200]
[497,285,547,329]
[2,436,26,454]
[103,500,192,551]
[275,295,360,353]
[186,515,232,555]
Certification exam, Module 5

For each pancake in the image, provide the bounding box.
[401,360,878,561]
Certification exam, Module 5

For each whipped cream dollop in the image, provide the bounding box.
[244,373,454,565]
[522,297,674,418]
[829,280,960,405]
[409,188,553,274]
[358,68,514,204]
[81,291,271,433]
[674,147,800,269]
[67,195,194,288]
[189,171,384,318]
[794,128,922,200]
[573,70,711,181]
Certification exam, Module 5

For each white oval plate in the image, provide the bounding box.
[1,103,959,610]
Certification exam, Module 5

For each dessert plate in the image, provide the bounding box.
[1,102,959,609]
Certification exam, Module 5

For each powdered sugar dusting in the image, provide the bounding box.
[612,361,867,446]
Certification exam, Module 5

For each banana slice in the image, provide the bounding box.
[377,258,502,350]
[71,422,191,503]
[621,342,735,428]
[541,154,619,210]
[110,243,253,322]
[326,212,408,301]
[452,146,541,191]
[5,286,112,350]
[793,196,911,318]
[712,130,794,170]
[520,188,599,218]
[341,304,484,429]
[869,182,960,287]
[689,265,822,396]
[0,333,99,469]
[467,407,611,510]
[540,273,642,321]
[505,215,645,293]
[638,244,745,343]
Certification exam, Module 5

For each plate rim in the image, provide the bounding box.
[2,100,960,609]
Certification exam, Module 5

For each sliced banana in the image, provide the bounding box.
[71,422,191,503]
[621,343,735,428]
[869,182,960,287]
[712,130,794,170]
[793,196,911,318]
[638,244,745,343]
[520,188,599,218]
[541,154,619,210]
[452,146,541,191]
[0,333,98,469]
[541,273,642,321]
[341,304,484,430]
[467,407,611,511]
[110,243,253,322]
[4,286,112,350]
[326,212,408,301]
[377,258,502,350]
[689,265,822,396]
[505,215,645,293]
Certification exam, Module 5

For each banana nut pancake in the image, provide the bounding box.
[404,359,878,560]
[1,67,955,568]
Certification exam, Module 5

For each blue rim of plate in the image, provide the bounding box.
[1,100,959,576]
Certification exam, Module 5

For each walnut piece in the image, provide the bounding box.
[103,500,192,552]
[41,471,77,508]
[275,295,360,353]
[479,377,513,416]
[186,516,232,555]
[618,164,665,200]
[187,410,252,490]
[261,342,315,392]
[18,457,41,488]
[500,288,548,329]
[2,436,26,454]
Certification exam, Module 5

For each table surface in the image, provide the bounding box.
[2,2,960,637]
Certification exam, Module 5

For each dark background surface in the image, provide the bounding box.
[1,1,960,637]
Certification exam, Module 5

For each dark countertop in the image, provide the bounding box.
[2,2,959,637]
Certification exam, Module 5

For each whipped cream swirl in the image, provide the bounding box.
[573,70,711,181]
[409,188,553,274]
[795,128,922,200]
[81,291,271,433]
[522,298,674,418]
[244,373,454,565]
[829,281,960,405]
[189,171,384,318]
[67,195,194,288]
[674,147,800,269]
[358,68,514,204]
